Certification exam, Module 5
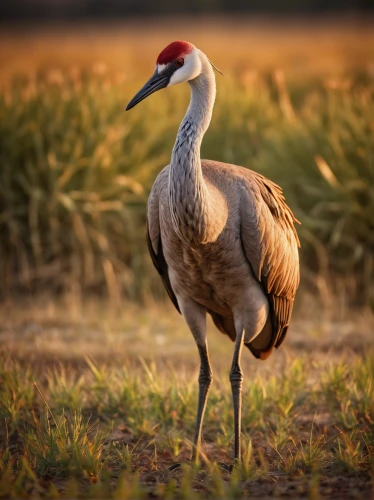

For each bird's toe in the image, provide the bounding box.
[168,463,182,472]
[218,461,234,473]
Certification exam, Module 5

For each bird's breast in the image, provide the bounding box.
[162,224,254,315]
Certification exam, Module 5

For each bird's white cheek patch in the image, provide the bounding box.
[168,65,191,86]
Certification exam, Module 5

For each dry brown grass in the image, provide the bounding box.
[1,17,374,83]
[1,295,373,364]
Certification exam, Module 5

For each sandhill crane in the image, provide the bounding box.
[126,41,300,463]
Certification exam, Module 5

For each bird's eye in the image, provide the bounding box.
[175,58,184,67]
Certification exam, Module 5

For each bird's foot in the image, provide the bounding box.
[170,460,236,474]
[169,458,202,471]
[168,463,182,472]
[218,461,234,473]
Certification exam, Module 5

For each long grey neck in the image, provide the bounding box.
[169,53,220,246]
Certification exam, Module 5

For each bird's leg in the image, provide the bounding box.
[177,297,210,464]
[193,342,213,463]
[229,327,245,462]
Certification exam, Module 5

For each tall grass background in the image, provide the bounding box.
[0,21,373,308]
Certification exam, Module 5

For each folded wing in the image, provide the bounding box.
[239,170,300,357]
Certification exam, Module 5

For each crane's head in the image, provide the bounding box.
[126,41,204,111]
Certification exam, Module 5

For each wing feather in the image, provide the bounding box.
[146,167,181,314]
[240,170,300,354]
[146,221,181,313]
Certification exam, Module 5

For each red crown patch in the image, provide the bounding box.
[157,41,193,65]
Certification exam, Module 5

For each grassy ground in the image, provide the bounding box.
[0,298,373,498]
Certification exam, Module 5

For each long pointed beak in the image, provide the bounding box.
[126,70,169,111]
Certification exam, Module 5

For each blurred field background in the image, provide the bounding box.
[0,10,374,499]
[1,18,374,307]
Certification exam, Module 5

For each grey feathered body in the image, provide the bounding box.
[147,159,299,359]
[146,51,300,360]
